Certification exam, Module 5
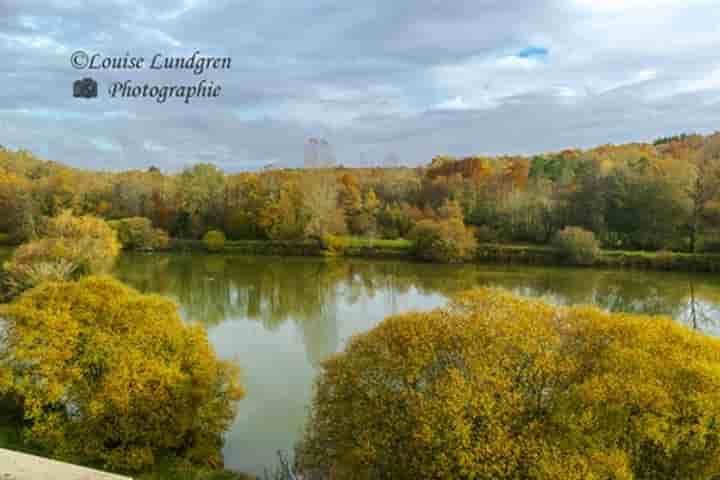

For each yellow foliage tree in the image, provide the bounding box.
[409,217,477,263]
[2,211,121,298]
[0,276,244,472]
[108,217,169,251]
[297,288,720,480]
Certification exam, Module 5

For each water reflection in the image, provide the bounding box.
[112,254,720,475]
[116,253,720,337]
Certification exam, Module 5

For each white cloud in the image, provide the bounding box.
[496,55,542,71]
[435,96,471,111]
[570,0,704,13]
[1,0,719,169]
[143,140,168,152]
[0,32,68,54]
[682,68,720,93]
[633,69,658,83]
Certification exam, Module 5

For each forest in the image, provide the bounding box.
[1,132,720,263]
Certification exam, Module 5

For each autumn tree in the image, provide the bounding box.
[108,217,169,251]
[303,174,345,239]
[297,288,720,479]
[410,216,477,263]
[259,181,308,240]
[0,276,244,472]
[685,133,720,252]
[224,173,269,240]
[604,160,685,250]
[554,226,600,265]
[377,202,415,239]
[2,211,121,298]
[179,163,226,237]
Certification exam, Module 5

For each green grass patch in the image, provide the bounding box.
[340,236,413,250]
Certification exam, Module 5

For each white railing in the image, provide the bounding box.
[0,448,132,480]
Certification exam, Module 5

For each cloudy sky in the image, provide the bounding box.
[1,0,719,171]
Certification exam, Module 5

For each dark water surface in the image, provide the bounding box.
[110,252,720,475]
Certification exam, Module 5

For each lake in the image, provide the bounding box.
[109,253,720,476]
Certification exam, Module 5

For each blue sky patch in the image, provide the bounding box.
[516,46,549,59]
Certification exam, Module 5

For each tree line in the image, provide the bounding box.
[1,132,720,254]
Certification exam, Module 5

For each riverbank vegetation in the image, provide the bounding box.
[296,288,720,479]
[1,133,720,267]
[0,213,246,479]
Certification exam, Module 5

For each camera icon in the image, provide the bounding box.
[73,77,98,99]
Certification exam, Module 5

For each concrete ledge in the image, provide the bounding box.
[0,449,132,480]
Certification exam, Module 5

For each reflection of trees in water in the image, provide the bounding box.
[115,255,720,356]
[115,255,348,364]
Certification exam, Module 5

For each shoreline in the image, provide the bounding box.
[164,239,720,273]
[5,237,720,273]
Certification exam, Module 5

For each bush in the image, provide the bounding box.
[2,211,121,298]
[409,218,477,263]
[109,217,169,251]
[0,276,244,472]
[474,224,501,243]
[203,230,226,252]
[553,226,599,265]
[320,234,349,254]
[297,288,720,480]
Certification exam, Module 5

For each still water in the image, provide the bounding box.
[111,253,720,476]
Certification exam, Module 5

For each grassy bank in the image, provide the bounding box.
[166,237,720,273]
[474,243,720,272]
[170,237,413,259]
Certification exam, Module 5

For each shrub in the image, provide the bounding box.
[297,288,720,480]
[2,211,121,298]
[109,217,169,251]
[203,230,226,252]
[474,224,501,243]
[553,226,599,265]
[409,218,477,263]
[320,234,349,255]
[0,276,244,472]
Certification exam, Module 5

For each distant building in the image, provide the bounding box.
[383,152,401,167]
[304,137,337,168]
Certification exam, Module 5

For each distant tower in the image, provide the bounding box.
[304,137,337,168]
[304,138,320,168]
